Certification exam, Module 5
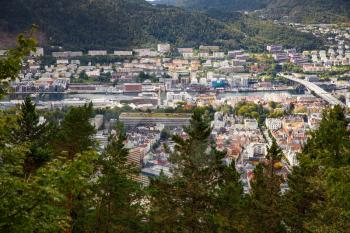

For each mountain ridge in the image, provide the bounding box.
[0,0,324,51]
[0,0,244,49]
[265,0,350,23]
[155,0,350,23]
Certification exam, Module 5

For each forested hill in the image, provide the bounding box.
[161,0,270,11]
[0,0,323,51]
[265,0,350,23]
[0,0,247,50]
[156,0,350,23]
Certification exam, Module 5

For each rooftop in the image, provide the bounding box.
[119,112,192,119]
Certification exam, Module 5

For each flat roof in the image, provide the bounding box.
[119,112,192,118]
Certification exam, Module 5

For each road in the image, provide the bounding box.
[279,73,346,107]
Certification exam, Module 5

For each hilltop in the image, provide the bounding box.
[0,0,323,51]
[160,0,270,11]
[0,0,243,49]
[156,0,350,23]
[265,0,350,23]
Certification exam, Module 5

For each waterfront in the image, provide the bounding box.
[5,89,304,103]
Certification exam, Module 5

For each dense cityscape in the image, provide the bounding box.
[1,0,350,232]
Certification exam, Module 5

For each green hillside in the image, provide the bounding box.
[169,0,270,11]
[0,0,324,51]
[265,0,350,23]
[159,0,350,23]
[0,0,245,50]
[233,16,324,51]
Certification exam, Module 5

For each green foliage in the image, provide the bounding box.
[93,123,144,232]
[0,149,66,232]
[235,101,260,118]
[338,95,346,104]
[71,70,111,84]
[217,103,234,114]
[79,71,89,80]
[136,72,159,83]
[11,97,53,177]
[0,0,324,51]
[285,105,350,232]
[269,101,278,109]
[0,30,36,97]
[326,65,350,76]
[245,139,286,233]
[2,102,350,232]
[160,128,171,141]
[98,72,112,83]
[39,151,98,233]
[170,0,350,25]
[246,164,286,233]
[148,108,244,232]
[167,0,270,11]
[1,34,350,232]
[0,106,64,232]
[53,103,96,159]
[0,0,241,49]
[265,0,350,24]
[235,101,269,124]
[0,45,142,232]
[234,16,324,52]
[282,63,303,73]
[269,109,285,118]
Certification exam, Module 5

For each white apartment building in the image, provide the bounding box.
[88,50,107,56]
[157,44,171,53]
[265,118,282,131]
[244,119,258,130]
[114,51,133,56]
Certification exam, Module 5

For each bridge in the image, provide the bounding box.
[279,74,345,107]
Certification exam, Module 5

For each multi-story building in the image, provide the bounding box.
[157,44,171,53]
[119,112,191,128]
[267,45,283,53]
[88,50,108,56]
[114,51,133,56]
[265,118,282,131]
[123,83,142,93]
[52,51,83,58]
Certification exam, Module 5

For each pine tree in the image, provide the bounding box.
[266,138,283,177]
[0,146,66,232]
[285,105,350,232]
[0,111,63,232]
[0,31,65,232]
[50,103,97,232]
[245,139,286,233]
[37,151,98,233]
[93,123,143,233]
[53,103,96,160]
[148,108,244,232]
[213,160,246,233]
[11,97,53,177]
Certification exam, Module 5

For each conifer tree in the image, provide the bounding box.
[37,150,98,233]
[50,103,97,232]
[0,99,62,233]
[214,160,245,233]
[285,105,350,232]
[0,145,66,232]
[0,31,65,232]
[148,108,243,232]
[11,97,53,177]
[245,139,286,233]
[53,103,96,160]
[93,123,143,233]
